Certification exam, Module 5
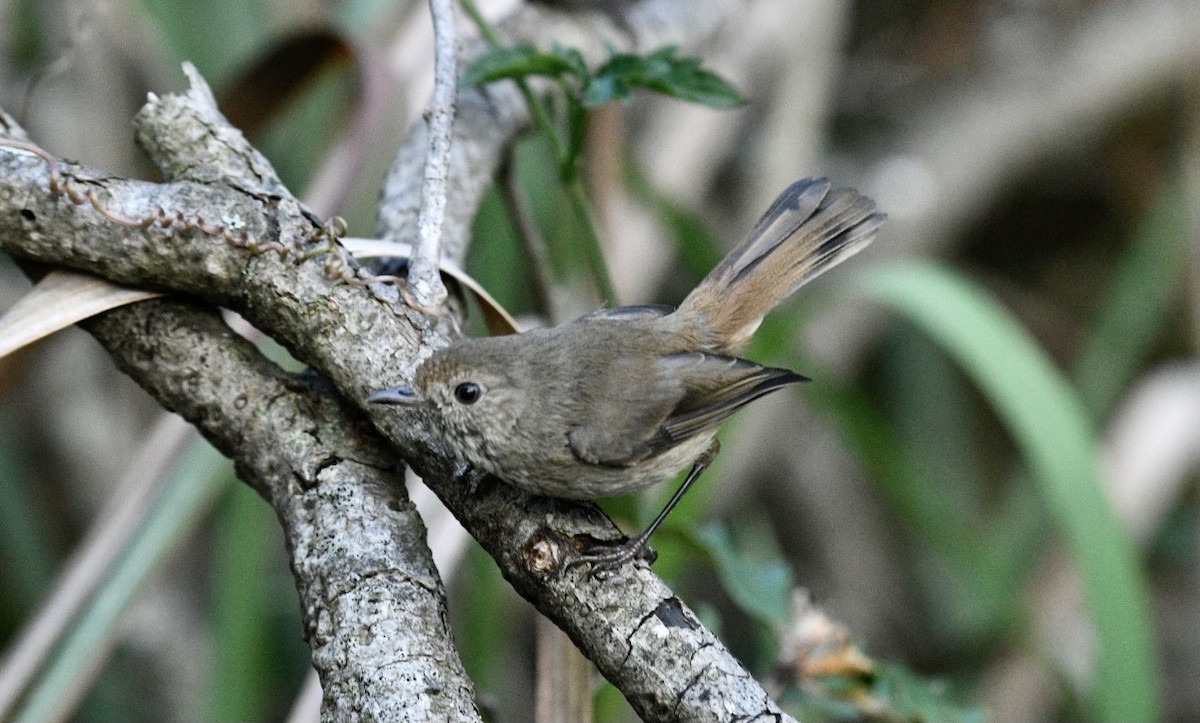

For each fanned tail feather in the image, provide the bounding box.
[674,178,884,353]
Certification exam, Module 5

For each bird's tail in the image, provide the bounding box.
[673,178,883,353]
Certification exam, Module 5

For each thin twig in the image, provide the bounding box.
[408,0,459,309]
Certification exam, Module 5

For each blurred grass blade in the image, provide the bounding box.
[853,261,1158,722]
[207,484,278,721]
[0,415,193,719]
[0,426,57,614]
[1073,175,1190,417]
[11,438,233,723]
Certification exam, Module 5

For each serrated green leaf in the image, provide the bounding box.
[461,44,584,88]
[585,46,743,109]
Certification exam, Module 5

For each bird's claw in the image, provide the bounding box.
[566,534,658,576]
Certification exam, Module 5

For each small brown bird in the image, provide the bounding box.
[370,178,883,569]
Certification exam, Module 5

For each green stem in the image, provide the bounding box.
[565,181,618,304]
[459,0,619,306]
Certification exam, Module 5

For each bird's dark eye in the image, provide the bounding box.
[453,382,481,405]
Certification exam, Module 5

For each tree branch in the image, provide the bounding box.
[83,298,481,719]
[1,100,481,719]
[405,0,458,309]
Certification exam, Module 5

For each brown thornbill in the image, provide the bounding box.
[370,178,884,570]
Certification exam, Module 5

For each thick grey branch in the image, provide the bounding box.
[83,299,480,720]
[1,106,480,719]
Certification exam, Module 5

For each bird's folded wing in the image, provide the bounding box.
[566,351,805,467]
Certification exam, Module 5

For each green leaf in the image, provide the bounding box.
[689,523,793,628]
[852,261,1159,722]
[584,46,743,108]
[461,44,587,88]
[868,663,985,723]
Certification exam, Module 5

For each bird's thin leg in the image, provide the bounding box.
[574,440,720,573]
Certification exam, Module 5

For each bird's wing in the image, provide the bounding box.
[566,351,806,467]
[578,304,675,322]
[657,353,807,444]
[565,351,685,467]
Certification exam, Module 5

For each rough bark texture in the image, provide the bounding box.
[83,299,479,720]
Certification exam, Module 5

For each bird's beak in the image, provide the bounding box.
[367,385,423,405]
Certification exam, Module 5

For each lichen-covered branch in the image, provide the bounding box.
[83,298,480,720]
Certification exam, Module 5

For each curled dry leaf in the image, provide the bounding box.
[342,237,520,335]
[0,270,162,360]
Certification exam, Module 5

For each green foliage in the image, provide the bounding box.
[462,44,743,110]
[791,663,984,723]
[796,662,984,720]
[459,3,743,308]
[690,522,794,629]
[691,516,984,722]
[852,262,1159,722]
[865,664,985,723]
[463,41,742,185]
[584,46,744,108]
[461,44,589,87]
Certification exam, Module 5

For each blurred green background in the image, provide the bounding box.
[1,0,1196,720]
